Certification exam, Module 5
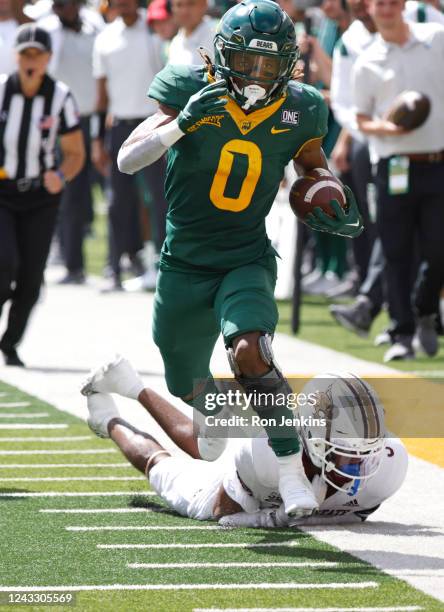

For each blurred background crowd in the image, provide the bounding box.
[1,0,443,363]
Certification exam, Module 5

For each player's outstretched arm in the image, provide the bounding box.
[117,80,228,175]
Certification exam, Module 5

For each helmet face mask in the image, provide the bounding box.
[306,435,385,495]
[214,0,299,110]
[299,374,387,497]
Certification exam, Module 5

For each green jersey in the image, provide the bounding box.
[148,64,328,272]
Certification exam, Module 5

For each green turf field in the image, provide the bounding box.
[0,381,443,612]
[277,297,444,378]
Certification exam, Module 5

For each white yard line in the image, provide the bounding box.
[0,449,117,455]
[0,476,144,482]
[0,491,154,498]
[41,507,154,513]
[193,607,424,612]
[0,436,93,442]
[0,402,30,407]
[0,424,68,429]
[127,562,338,570]
[68,525,223,532]
[97,542,300,550]
[0,413,49,418]
[0,582,379,593]
[1,463,130,469]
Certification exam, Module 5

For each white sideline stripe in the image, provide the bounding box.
[68,526,223,532]
[0,402,30,407]
[1,463,131,469]
[0,424,68,429]
[0,476,145,482]
[98,542,300,550]
[0,413,49,418]
[42,507,155,514]
[0,436,93,442]
[0,491,155,498]
[128,562,338,570]
[0,582,379,593]
[0,449,117,455]
[193,608,423,612]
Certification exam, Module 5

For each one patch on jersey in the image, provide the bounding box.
[281,109,300,126]
[248,39,278,51]
[186,114,225,133]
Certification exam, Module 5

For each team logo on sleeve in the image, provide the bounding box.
[280,109,300,126]
[187,114,225,133]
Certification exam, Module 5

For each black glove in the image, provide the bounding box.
[177,80,228,133]
[305,184,364,238]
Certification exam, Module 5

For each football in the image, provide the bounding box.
[386,91,431,130]
[289,168,347,221]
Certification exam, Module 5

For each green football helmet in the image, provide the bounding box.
[214,0,299,110]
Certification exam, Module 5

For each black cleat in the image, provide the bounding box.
[413,314,439,357]
[1,347,25,367]
[329,296,373,338]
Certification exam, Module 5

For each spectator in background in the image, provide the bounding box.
[0,25,84,366]
[24,0,105,26]
[353,0,444,361]
[39,0,104,285]
[298,0,352,297]
[0,0,20,75]
[147,0,177,44]
[168,0,216,64]
[329,0,444,340]
[92,0,167,292]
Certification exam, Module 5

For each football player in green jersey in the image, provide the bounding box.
[117,0,363,518]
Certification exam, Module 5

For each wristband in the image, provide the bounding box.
[91,111,107,140]
[158,119,185,147]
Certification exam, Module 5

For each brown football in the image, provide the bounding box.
[386,91,431,130]
[289,168,346,222]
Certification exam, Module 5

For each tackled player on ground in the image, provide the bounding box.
[80,357,407,529]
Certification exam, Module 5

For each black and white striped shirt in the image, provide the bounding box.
[0,73,80,180]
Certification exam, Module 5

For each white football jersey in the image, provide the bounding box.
[226,436,408,521]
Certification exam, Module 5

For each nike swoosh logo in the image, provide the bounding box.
[345,220,360,227]
[271,126,292,134]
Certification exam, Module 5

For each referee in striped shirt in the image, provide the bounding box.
[0,24,85,367]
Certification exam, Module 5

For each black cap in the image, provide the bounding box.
[14,24,52,54]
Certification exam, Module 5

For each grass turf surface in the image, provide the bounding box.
[277,297,444,378]
[0,381,443,612]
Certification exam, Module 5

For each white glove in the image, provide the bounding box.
[311,474,328,505]
[218,506,289,529]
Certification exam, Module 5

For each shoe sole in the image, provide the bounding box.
[383,352,415,363]
[86,417,109,439]
[80,355,124,397]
